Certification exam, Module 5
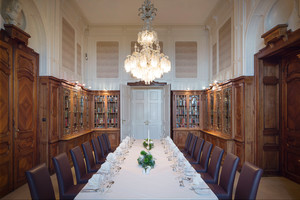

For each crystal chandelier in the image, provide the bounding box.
[124,0,171,84]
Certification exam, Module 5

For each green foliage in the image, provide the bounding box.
[143,139,154,150]
[137,150,155,169]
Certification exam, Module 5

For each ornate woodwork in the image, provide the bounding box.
[255,27,300,182]
[0,25,38,197]
[172,91,201,149]
[198,77,254,169]
[38,77,120,171]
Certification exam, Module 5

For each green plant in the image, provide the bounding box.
[137,150,155,169]
[143,139,154,150]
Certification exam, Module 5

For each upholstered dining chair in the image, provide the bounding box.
[235,162,263,200]
[181,132,193,153]
[191,141,212,173]
[70,146,93,184]
[184,134,197,157]
[207,153,240,200]
[200,146,224,184]
[91,137,106,164]
[98,135,109,158]
[186,137,204,164]
[103,133,114,152]
[52,153,85,200]
[25,163,56,200]
[82,141,101,173]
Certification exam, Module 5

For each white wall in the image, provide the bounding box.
[0,0,88,83]
[85,25,210,90]
[206,0,300,84]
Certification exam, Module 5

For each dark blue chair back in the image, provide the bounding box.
[25,163,55,200]
[235,162,263,200]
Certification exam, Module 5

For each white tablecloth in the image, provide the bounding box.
[75,139,217,200]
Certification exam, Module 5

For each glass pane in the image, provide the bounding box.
[223,87,231,134]
[175,95,187,128]
[73,93,78,131]
[216,91,222,130]
[94,95,105,128]
[210,93,214,129]
[107,95,119,128]
[63,89,70,135]
[204,94,209,129]
[85,95,89,128]
[80,95,84,128]
[189,95,199,128]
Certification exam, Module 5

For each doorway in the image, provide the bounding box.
[131,89,163,139]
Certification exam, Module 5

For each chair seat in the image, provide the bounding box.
[186,157,198,164]
[200,172,215,184]
[207,183,229,200]
[63,183,85,200]
[191,163,206,173]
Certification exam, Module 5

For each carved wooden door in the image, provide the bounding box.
[13,47,38,188]
[0,39,13,196]
[282,53,300,183]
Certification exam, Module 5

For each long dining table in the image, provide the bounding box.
[75,138,218,200]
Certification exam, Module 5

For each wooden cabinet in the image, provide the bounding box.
[201,77,255,168]
[92,91,120,149]
[172,91,201,149]
[255,26,300,182]
[39,78,121,172]
[0,25,39,197]
[93,91,120,129]
[39,77,94,172]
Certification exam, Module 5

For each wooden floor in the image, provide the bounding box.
[2,168,300,200]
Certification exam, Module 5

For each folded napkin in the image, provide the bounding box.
[87,174,103,189]
[106,153,116,162]
[192,173,204,185]
[120,143,126,149]
[99,162,111,173]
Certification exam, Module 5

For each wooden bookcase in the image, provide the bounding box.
[171,77,255,169]
[38,77,120,173]
[92,91,120,148]
[172,91,201,149]
[200,76,255,169]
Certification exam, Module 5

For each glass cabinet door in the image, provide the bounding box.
[175,95,187,128]
[204,93,209,129]
[63,89,71,135]
[107,95,119,128]
[223,87,232,134]
[216,91,222,131]
[94,95,105,128]
[210,92,214,129]
[189,95,200,128]
[79,95,84,128]
[85,95,89,128]
[73,93,79,132]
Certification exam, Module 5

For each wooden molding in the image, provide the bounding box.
[127,81,167,86]
[263,128,279,136]
[261,24,288,46]
[263,144,280,151]
[4,24,30,45]
[263,76,279,85]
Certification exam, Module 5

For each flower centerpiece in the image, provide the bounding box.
[143,139,154,150]
[137,150,155,173]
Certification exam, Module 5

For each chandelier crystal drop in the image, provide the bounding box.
[124,0,171,84]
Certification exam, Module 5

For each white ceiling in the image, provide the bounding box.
[74,0,220,26]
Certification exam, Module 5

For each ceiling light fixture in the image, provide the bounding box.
[124,0,171,84]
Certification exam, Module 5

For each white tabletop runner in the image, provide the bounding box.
[75,139,217,200]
